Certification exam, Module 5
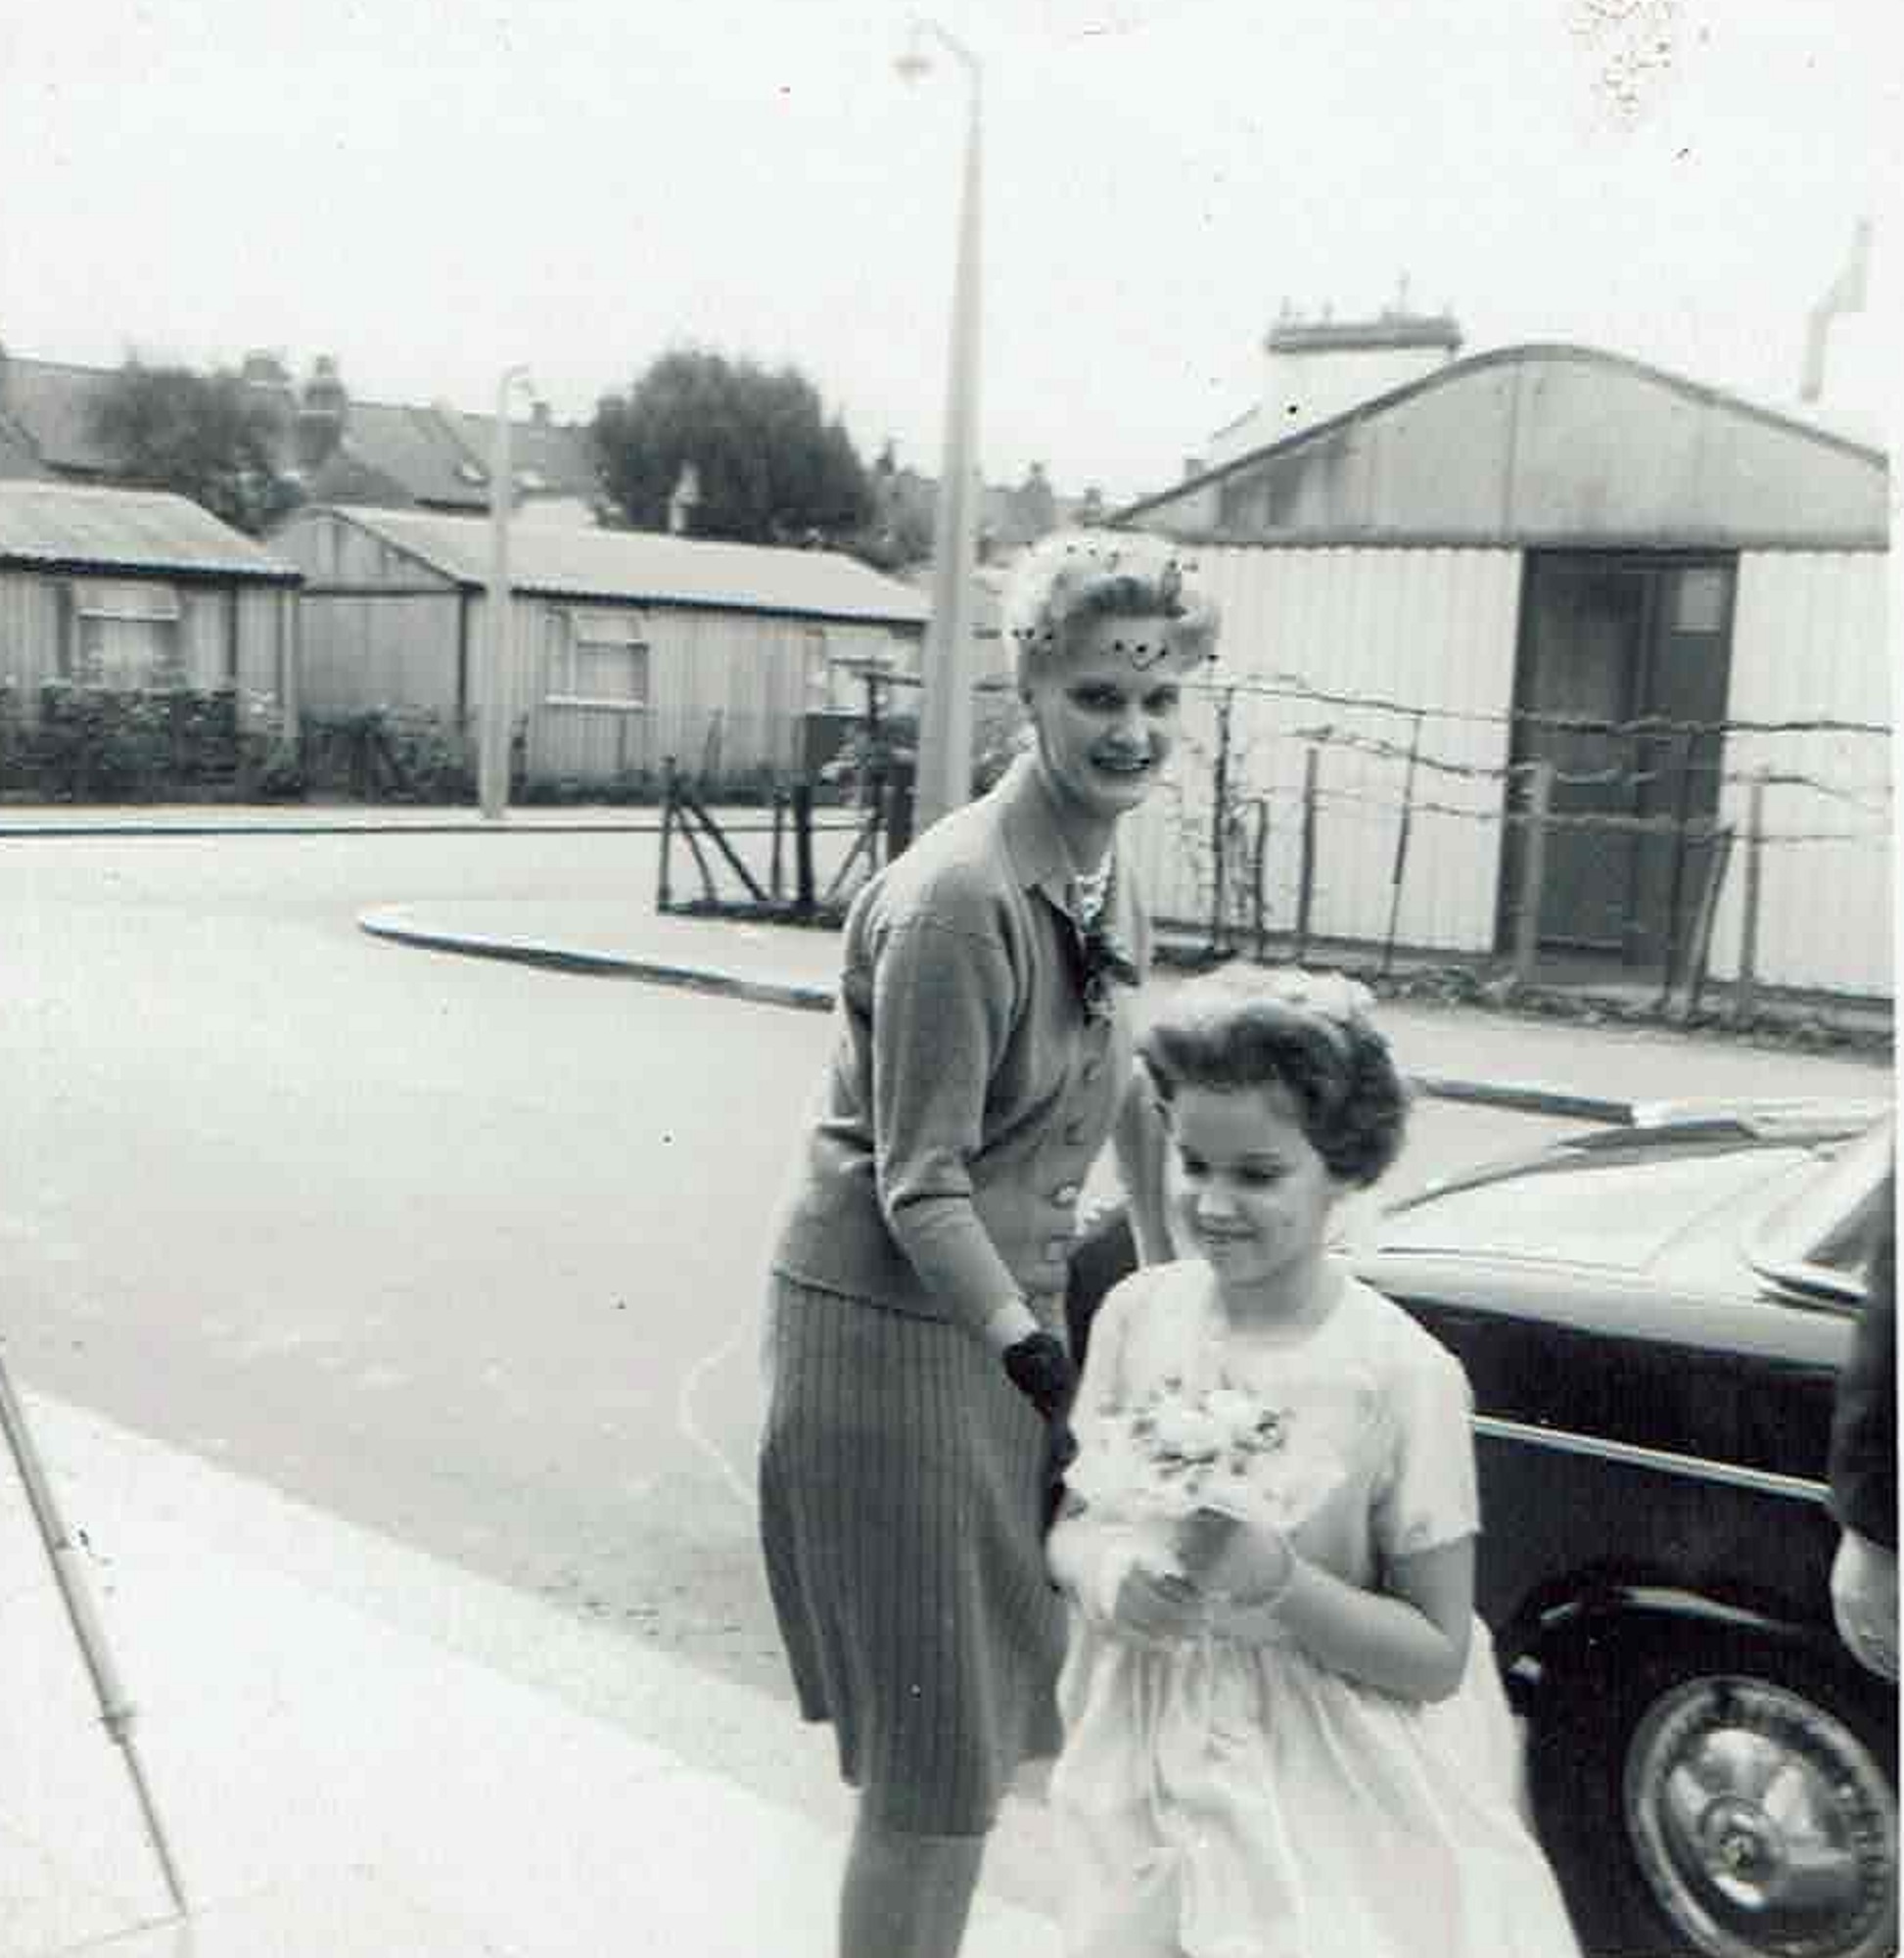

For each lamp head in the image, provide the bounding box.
[895,22,932,80]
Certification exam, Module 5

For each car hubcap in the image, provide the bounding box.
[1625,1675,1897,1958]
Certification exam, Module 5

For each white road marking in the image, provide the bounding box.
[677,1322,758,1514]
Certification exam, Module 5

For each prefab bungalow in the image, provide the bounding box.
[0,481,302,716]
[1117,343,1892,1006]
[270,505,931,790]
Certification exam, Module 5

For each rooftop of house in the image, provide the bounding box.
[0,350,602,514]
[0,479,302,581]
[294,504,932,627]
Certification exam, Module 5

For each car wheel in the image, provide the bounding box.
[1534,1643,1897,1958]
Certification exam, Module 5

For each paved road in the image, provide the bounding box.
[3,833,811,1688]
[0,826,1613,1702]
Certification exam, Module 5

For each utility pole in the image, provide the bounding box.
[482,365,532,820]
[900,19,983,834]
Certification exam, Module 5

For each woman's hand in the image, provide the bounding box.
[999,1327,1078,1422]
[1111,1560,1211,1642]
[1172,1507,1293,1604]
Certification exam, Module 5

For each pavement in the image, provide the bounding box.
[4,846,1895,1957]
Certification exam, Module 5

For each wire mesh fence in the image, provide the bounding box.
[1132,674,1893,1016]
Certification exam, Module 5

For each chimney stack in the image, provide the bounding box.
[297,354,349,468]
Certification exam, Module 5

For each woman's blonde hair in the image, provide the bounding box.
[1003,529,1220,689]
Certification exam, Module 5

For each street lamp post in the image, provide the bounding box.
[899,18,982,835]
[482,364,534,820]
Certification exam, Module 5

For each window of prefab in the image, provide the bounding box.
[547,607,649,706]
[68,580,184,689]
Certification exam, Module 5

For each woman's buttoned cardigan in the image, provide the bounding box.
[770,751,1150,1329]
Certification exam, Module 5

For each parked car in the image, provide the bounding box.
[1064,1101,1897,1958]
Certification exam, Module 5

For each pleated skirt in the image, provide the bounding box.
[758,1271,1068,1835]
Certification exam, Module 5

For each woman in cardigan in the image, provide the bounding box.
[760,529,1218,1958]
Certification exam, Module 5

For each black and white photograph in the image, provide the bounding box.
[0,1,1895,1953]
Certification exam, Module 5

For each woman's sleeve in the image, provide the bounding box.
[1111,1057,1175,1265]
[868,908,1023,1335]
[1831,1193,1897,1549]
[1046,1276,1152,1614]
[1370,1343,1481,1561]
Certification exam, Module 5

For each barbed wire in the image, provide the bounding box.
[1184,716,1893,809]
[1184,672,1891,739]
[1231,779,1889,845]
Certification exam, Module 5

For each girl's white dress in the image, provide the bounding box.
[1046,1260,1580,1958]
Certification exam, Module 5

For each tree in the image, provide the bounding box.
[593,350,871,548]
[89,360,301,536]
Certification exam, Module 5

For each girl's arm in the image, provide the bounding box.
[1045,1274,1202,1635]
[1220,1534,1475,1702]
[1215,1330,1482,1701]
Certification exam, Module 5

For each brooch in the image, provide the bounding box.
[1070,915,1140,1024]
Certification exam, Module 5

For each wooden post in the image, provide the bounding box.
[792,781,815,916]
[658,755,677,911]
[1252,797,1270,965]
[1513,760,1554,987]
[1380,711,1423,978]
[1656,727,1700,1011]
[1679,825,1735,1020]
[1209,686,1233,954]
[886,770,913,860]
[1735,769,1767,1024]
[769,790,785,904]
[677,783,767,903]
[675,799,719,904]
[1294,743,1320,965]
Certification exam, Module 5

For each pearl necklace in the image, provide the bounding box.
[1071,851,1115,925]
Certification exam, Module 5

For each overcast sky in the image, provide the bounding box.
[1,0,1894,502]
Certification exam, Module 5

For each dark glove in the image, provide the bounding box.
[1003,1330,1080,1534]
[1002,1329,1077,1422]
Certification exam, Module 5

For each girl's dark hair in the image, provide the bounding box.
[1138,968,1409,1188]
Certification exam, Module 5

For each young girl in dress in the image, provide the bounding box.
[1046,966,1581,1958]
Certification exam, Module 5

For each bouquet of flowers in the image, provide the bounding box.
[1068,1373,1348,1536]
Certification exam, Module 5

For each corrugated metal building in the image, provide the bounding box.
[1119,343,1892,1003]
[269,506,930,788]
[0,481,302,714]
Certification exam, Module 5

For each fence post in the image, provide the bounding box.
[1678,825,1735,1021]
[1734,769,1767,1024]
[1380,710,1423,978]
[1294,743,1320,965]
[769,789,784,904]
[1513,760,1554,987]
[1252,797,1270,965]
[792,780,815,917]
[658,755,677,911]
[1656,727,1700,1011]
[1209,686,1233,954]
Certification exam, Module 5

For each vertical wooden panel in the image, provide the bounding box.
[1708,550,1890,998]
[1123,545,1520,956]
[0,572,64,710]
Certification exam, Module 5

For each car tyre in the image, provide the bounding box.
[1531,1633,1897,1958]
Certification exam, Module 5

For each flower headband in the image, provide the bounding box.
[1253,968,1375,1028]
[1006,536,1214,674]
[1240,968,1376,1056]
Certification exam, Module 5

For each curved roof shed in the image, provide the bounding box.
[1124,343,1888,552]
